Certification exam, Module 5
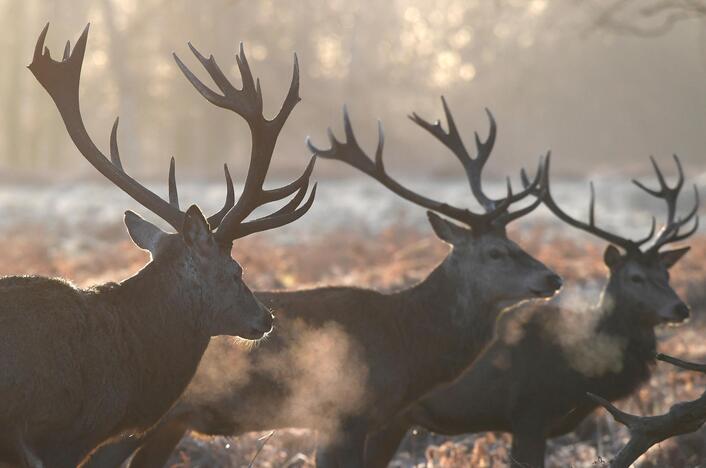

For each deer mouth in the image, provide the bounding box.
[238,325,272,340]
[530,288,556,298]
[660,313,690,326]
[658,303,691,325]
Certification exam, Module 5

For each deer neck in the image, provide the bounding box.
[597,284,657,346]
[397,251,499,388]
[98,258,211,430]
[593,286,657,387]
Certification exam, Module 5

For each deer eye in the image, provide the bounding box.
[488,248,504,260]
[630,275,645,284]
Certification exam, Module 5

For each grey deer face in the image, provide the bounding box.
[603,245,690,326]
[428,212,562,306]
[125,206,273,340]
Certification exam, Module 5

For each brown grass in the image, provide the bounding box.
[3,224,705,467]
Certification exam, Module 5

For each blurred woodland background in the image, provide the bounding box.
[1,0,706,181]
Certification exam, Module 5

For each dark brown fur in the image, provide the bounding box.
[0,216,271,467]
[363,247,690,468]
[86,223,561,468]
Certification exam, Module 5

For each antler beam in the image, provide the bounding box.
[308,102,543,232]
[536,153,656,252]
[29,24,239,232]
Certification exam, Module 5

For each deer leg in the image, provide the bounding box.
[315,444,337,467]
[316,424,367,468]
[7,432,44,468]
[80,434,146,468]
[126,418,188,468]
[364,418,412,468]
[18,445,44,468]
[509,426,547,468]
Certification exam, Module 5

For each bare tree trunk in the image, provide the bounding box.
[101,0,142,171]
[3,0,26,167]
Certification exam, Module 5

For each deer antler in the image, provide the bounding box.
[534,153,656,253]
[29,24,245,232]
[409,99,541,217]
[307,100,543,233]
[31,23,316,240]
[588,353,706,468]
[632,155,700,255]
[173,42,316,242]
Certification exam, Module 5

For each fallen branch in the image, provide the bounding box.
[588,353,706,467]
[248,431,276,468]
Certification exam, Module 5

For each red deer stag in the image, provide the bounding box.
[364,155,698,468]
[85,99,562,468]
[1,24,315,467]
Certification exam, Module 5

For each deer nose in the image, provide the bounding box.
[254,311,274,334]
[673,303,690,321]
[545,273,563,292]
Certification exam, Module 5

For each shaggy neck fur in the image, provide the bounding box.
[590,282,657,399]
[83,249,211,438]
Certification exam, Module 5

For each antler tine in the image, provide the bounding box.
[206,164,236,229]
[410,100,540,230]
[658,209,700,248]
[586,392,641,428]
[168,157,179,208]
[62,40,71,61]
[520,154,546,192]
[588,182,596,226]
[174,42,312,242]
[29,24,186,231]
[313,104,543,231]
[498,155,546,226]
[308,107,477,224]
[633,155,683,223]
[306,106,378,175]
[497,193,542,226]
[408,97,472,168]
[109,118,124,170]
[221,153,317,241]
[164,154,238,231]
[634,155,700,253]
[470,108,498,207]
[500,153,544,209]
[230,184,317,239]
[658,353,706,374]
[634,216,657,247]
[673,213,700,242]
[409,98,500,212]
[537,154,649,251]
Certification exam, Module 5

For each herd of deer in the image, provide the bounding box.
[0,23,701,468]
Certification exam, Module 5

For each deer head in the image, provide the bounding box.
[307,99,562,306]
[538,154,698,326]
[29,24,316,339]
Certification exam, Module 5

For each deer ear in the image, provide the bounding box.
[659,246,690,269]
[603,245,623,268]
[182,205,211,246]
[124,211,167,255]
[427,211,470,245]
